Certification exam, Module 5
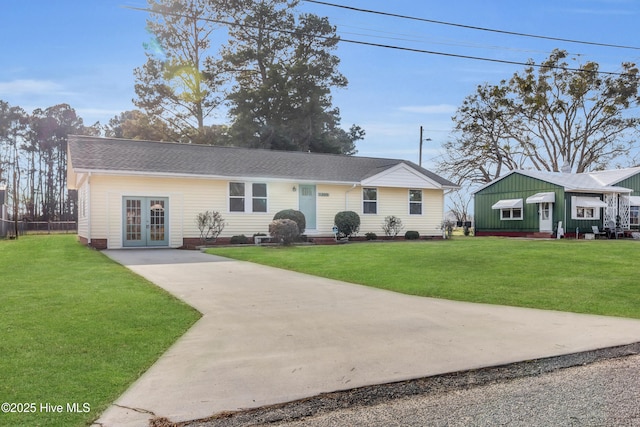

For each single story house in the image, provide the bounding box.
[473,168,640,238]
[67,135,459,249]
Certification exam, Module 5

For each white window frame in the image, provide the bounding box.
[229,182,268,213]
[363,187,378,214]
[631,206,639,226]
[251,183,268,213]
[409,189,423,215]
[500,208,523,221]
[571,196,603,220]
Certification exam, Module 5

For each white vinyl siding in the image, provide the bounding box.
[85,176,448,248]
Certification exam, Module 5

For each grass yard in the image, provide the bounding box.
[0,235,200,427]
[207,238,640,319]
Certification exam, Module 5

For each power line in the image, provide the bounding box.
[124,5,635,77]
[303,0,640,51]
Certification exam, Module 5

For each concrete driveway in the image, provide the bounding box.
[94,249,640,426]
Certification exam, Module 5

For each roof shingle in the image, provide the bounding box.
[68,135,458,188]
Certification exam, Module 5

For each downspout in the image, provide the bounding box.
[87,172,92,246]
[345,183,358,210]
[443,189,455,239]
[564,197,567,237]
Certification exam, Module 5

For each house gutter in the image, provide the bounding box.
[87,172,92,246]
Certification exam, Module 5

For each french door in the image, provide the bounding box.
[123,197,169,247]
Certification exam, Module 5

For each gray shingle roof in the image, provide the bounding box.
[68,135,458,188]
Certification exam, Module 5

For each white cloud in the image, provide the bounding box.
[398,104,458,115]
[0,79,66,96]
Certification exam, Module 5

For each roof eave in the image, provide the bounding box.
[70,168,361,186]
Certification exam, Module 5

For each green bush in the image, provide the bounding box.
[273,209,306,234]
[230,234,249,244]
[404,230,420,240]
[269,219,300,245]
[334,211,360,238]
[365,232,378,240]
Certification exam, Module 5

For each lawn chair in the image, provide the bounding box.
[607,221,624,239]
[591,225,607,239]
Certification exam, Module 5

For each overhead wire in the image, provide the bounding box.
[333,23,562,56]
[303,0,640,51]
[124,5,636,77]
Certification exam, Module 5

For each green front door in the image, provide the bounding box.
[298,185,316,231]
[123,197,169,247]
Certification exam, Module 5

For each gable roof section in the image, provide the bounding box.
[361,163,444,189]
[588,167,640,186]
[67,135,458,189]
[474,169,633,194]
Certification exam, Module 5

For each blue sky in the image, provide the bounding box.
[2,0,640,172]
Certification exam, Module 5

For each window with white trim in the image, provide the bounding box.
[571,196,604,220]
[631,206,639,226]
[252,183,267,213]
[501,208,522,220]
[229,182,245,212]
[492,199,523,221]
[409,189,422,215]
[229,182,268,213]
[363,188,377,214]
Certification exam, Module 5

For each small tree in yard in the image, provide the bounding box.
[382,215,404,238]
[334,211,360,239]
[269,219,300,245]
[196,210,226,244]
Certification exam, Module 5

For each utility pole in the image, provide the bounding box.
[419,126,431,167]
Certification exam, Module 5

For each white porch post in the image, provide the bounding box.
[605,193,631,229]
[619,194,630,229]
[604,193,616,227]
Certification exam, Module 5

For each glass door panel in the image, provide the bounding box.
[123,197,169,247]
[148,199,168,246]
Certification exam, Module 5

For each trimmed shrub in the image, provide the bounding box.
[195,210,226,244]
[230,234,249,244]
[365,232,378,240]
[273,209,306,234]
[269,219,299,245]
[334,211,360,238]
[404,230,420,240]
[382,215,404,237]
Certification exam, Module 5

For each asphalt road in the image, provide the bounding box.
[170,344,640,427]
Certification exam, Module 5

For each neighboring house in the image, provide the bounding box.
[67,136,459,249]
[474,168,640,237]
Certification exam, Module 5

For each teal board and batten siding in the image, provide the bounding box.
[615,174,640,230]
[475,173,564,234]
[614,173,640,192]
[563,192,607,234]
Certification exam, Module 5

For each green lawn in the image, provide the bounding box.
[207,238,640,319]
[0,235,200,427]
